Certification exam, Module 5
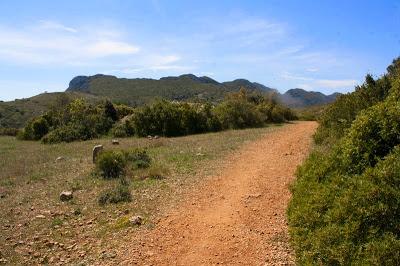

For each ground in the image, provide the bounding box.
[116,121,317,265]
[0,121,317,265]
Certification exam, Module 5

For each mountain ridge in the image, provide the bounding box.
[66,73,337,108]
[0,73,341,128]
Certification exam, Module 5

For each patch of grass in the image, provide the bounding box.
[51,218,63,227]
[98,183,132,205]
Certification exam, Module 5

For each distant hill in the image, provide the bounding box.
[1,74,340,128]
[66,74,277,106]
[280,88,340,108]
[0,92,102,128]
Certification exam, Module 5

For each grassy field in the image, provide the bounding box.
[0,125,281,265]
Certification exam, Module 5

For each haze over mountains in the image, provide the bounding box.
[0,73,340,128]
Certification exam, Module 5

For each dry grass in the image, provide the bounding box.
[0,125,280,264]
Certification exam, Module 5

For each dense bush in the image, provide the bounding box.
[213,98,263,129]
[96,151,127,178]
[19,89,296,143]
[112,89,296,138]
[288,57,400,265]
[314,73,392,145]
[19,99,122,143]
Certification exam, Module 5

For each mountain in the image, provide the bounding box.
[279,88,340,108]
[1,74,340,128]
[66,74,276,106]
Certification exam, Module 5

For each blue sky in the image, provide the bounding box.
[0,0,399,101]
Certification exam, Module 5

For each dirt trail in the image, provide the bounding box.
[121,121,317,265]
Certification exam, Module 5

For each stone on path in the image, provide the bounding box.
[60,191,73,202]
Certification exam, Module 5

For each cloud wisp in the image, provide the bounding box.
[0,21,140,65]
[281,71,359,91]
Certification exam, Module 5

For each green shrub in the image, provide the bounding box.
[112,116,135,137]
[288,58,400,265]
[314,74,391,145]
[213,99,263,129]
[19,98,117,143]
[98,183,132,205]
[96,151,127,179]
[124,148,151,169]
[18,116,49,140]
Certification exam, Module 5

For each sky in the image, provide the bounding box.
[0,0,399,101]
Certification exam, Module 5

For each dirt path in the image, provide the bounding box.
[121,121,317,265]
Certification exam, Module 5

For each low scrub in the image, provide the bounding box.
[0,128,20,136]
[98,182,132,205]
[96,151,127,179]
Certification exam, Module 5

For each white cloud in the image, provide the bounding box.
[37,20,78,33]
[281,71,359,90]
[0,21,140,65]
[87,41,139,57]
[315,79,358,89]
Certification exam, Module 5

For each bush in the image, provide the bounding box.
[314,74,391,145]
[98,183,132,205]
[288,58,400,265]
[124,148,151,169]
[18,116,49,140]
[19,98,118,143]
[96,151,127,179]
[213,99,263,129]
[111,116,135,137]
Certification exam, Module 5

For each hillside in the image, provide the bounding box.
[281,88,340,108]
[1,74,339,128]
[0,92,103,128]
[66,74,277,106]
[66,74,338,108]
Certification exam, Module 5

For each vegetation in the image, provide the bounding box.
[288,57,400,265]
[18,89,296,143]
[0,92,102,129]
[96,151,127,179]
[114,89,296,138]
[18,99,118,143]
[98,182,132,205]
[0,127,20,136]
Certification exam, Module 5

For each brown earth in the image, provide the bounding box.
[117,121,317,265]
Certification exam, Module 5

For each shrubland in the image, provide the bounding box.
[18,88,297,143]
[288,57,400,265]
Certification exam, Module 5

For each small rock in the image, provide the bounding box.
[59,191,73,202]
[92,145,104,163]
[55,156,64,163]
[153,135,159,139]
[35,215,46,219]
[196,153,205,156]
[147,135,152,140]
[112,139,119,145]
[129,215,143,226]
